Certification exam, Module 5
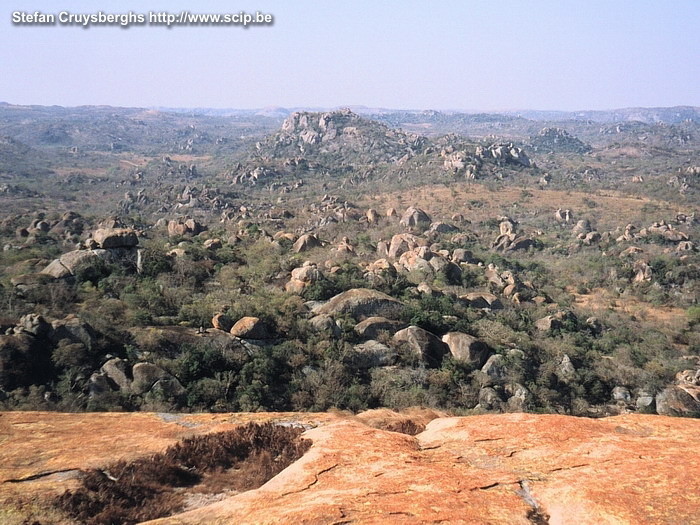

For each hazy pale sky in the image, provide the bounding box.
[1,0,698,110]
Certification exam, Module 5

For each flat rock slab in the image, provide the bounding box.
[1,412,698,524]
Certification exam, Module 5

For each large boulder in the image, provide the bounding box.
[308,314,341,338]
[286,262,323,293]
[211,313,235,332]
[393,326,449,367]
[88,372,114,400]
[291,263,323,283]
[352,340,397,368]
[92,228,138,249]
[131,363,173,395]
[477,387,504,411]
[427,222,459,235]
[40,259,73,279]
[50,316,97,350]
[397,250,434,276]
[364,259,399,288]
[101,357,132,392]
[508,237,536,252]
[655,385,700,417]
[460,292,503,310]
[612,386,633,404]
[366,209,379,223]
[388,233,421,259]
[428,257,462,284]
[41,249,113,279]
[0,333,52,390]
[480,354,508,385]
[293,234,322,253]
[148,377,186,404]
[354,317,406,340]
[168,218,205,237]
[451,248,473,264]
[505,383,531,412]
[399,207,431,228]
[230,316,269,339]
[313,289,404,321]
[573,219,592,235]
[535,311,575,332]
[16,313,51,338]
[441,332,491,367]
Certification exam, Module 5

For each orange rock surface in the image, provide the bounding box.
[1,411,698,524]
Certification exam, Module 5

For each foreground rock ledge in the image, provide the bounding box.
[1,412,698,524]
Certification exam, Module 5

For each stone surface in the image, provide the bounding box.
[211,313,234,332]
[388,233,420,258]
[41,249,112,279]
[313,288,404,321]
[353,316,406,339]
[481,354,509,385]
[308,314,341,338]
[655,385,700,417]
[49,316,97,350]
[399,206,431,228]
[0,412,699,524]
[460,291,503,310]
[92,228,138,249]
[352,340,397,368]
[393,325,449,366]
[100,357,131,391]
[131,362,173,395]
[441,331,492,367]
[230,316,269,339]
[292,233,322,253]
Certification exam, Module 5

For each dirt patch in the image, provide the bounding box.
[571,287,688,327]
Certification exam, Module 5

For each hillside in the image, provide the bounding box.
[0,104,698,427]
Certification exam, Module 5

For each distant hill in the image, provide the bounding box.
[507,106,700,124]
[0,104,279,154]
[254,109,427,165]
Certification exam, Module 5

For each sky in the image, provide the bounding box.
[1,0,699,111]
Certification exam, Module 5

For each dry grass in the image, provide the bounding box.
[571,287,687,327]
[355,407,446,436]
[55,422,311,525]
[361,181,678,232]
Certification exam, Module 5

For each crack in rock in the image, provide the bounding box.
[4,468,81,483]
[281,463,338,496]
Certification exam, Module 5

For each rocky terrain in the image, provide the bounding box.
[1,410,698,524]
[0,103,698,449]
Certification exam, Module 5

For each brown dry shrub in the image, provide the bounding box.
[382,418,426,436]
[55,422,311,524]
[355,407,446,435]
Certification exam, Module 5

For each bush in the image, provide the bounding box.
[688,306,700,326]
[56,423,311,524]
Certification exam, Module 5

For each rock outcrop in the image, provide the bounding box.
[4,411,697,524]
[441,332,492,367]
[353,316,406,339]
[230,316,269,340]
[312,289,404,321]
[393,325,449,366]
[292,233,322,253]
[529,127,592,154]
[399,206,431,228]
